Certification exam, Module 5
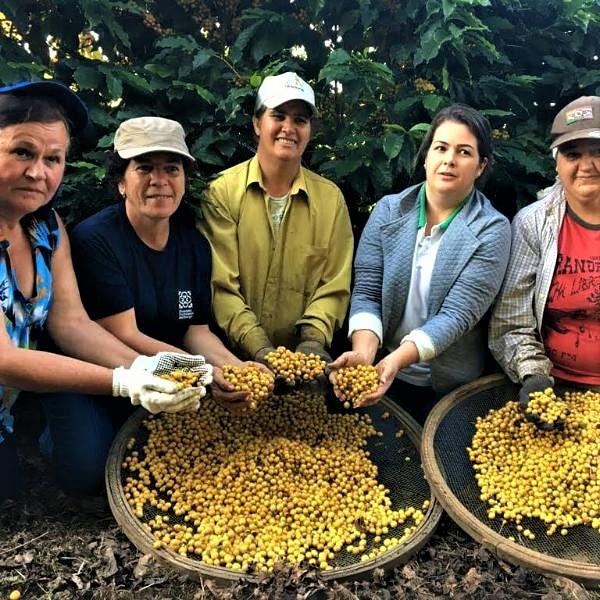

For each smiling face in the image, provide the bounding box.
[253,100,312,164]
[424,120,487,205]
[118,152,186,224]
[0,121,68,221]
[556,139,600,208]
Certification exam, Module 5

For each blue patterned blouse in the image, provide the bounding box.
[0,207,60,442]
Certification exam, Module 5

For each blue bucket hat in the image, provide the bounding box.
[0,80,88,131]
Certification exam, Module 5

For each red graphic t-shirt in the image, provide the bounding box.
[542,207,600,385]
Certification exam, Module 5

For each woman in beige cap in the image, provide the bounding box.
[70,116,271,399]
[201,73,354,366]
[41,116,272,494]
[490,96,600,426]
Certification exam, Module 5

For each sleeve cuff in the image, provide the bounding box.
[242,329,273,359]
[517,359,554,384]
[299,325,327,346]
[401,329,435,361]
[348,312,383,345]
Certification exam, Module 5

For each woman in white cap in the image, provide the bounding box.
[0,84,208,502]
[68,118,271,424]
[201,72,354,366]
[490,96,600,424]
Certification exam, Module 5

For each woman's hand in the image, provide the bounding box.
[355,354,400,407]
[210,366,250,415]
[328,350,370,398]
[210,362,275,415]
[112,367,204,414]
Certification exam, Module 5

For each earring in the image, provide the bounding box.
[121,192,127,200]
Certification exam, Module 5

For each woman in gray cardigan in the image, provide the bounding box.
[329,104,511,424]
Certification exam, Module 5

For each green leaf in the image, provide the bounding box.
[73,65,102,90]
[80,0,130,48]
[119,71,153,94]
[370,157,393,194]
[392,97,421,115]
[408,123,429,139]
[67,160,105,181]
[442,0,455,19]
[442,63,449,91]
[230,20,263,64]
[320,157,364,179]
[251,31,287,63]
[96,134,113,149]
[383,132,405,160]
[156,36,199,53]
[578,69,600,87]
[422,94,445,114]
[104,72,123,100]
[409,123,431,134]
[501,147,547,176]
[145,63,175,78]
[192,48,216,69]
[338,10,360,34]
[250,73,263,88]
[358,0,379,28]
[190,129,225,166]
[479,109,515,117]
[172,81,216,104]
[414,25,452,65]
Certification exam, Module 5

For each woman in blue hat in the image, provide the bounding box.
[0,81,210,501]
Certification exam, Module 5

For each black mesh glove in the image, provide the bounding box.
[519,375,561,430]
[295,340,332,363]
[254,346,276,368]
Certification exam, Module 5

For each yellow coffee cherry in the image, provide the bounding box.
[159,369,202,390]
[265,346,326,385]
[334,365,379,407]
[121,391,424,572]
[525,388,569,427]
[468,388,600,537]
[222,364,273,408]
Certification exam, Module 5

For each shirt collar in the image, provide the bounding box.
[247,155,309,200]
[417,183,472,231]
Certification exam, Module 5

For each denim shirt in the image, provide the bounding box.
[0,208,59,441]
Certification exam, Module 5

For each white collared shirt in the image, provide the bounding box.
[349,223,444,386]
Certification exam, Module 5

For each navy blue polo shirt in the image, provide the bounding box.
[70,202,211,348]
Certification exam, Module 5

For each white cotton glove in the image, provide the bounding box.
[130,352,213,386]
[112,367,205,414]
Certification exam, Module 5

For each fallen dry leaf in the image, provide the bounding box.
[401,563,417,580]
[99,544,118,578]
[550,576,591,600]
[14,551,34,564]
[133,553,154,579]
[461,566,482,594]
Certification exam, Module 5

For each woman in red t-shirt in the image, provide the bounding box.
[490,95,600,420]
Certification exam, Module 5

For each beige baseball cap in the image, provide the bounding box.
[254,72,317,116]
[550,96,600,149]
[114,116,195,161]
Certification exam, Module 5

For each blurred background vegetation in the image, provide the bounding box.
[0,0,599,231]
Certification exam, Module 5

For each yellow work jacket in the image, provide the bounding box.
[200,156,353,358]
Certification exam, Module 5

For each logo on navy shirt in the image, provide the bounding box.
[178,290,193,319]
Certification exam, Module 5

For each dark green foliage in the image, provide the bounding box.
[0,0,598,225]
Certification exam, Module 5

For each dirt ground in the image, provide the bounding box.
[1,396,598,600]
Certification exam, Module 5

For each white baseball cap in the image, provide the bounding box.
[254,72,317,117]
[114,116,195,161]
